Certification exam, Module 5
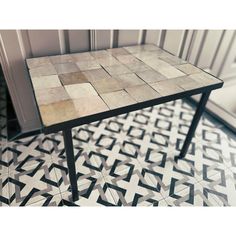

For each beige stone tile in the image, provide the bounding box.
[54,63,79,74]
[136,69,167,83]
[175,63,202,75]
[104,64,131,76]
[150,80,184,96]
[125,84,161,102]
[31,75,62,90]
[29,65,57,77]
[91,78,122,94]
[171,76,203,90]
[49,54,74,64]
[65,83,98,99]
[73,96,109,117]
[35,87,70,105]
[83,68,111,82]
[189,72,220,86]
[125,62,150,72]
[113,73,145,88]
[159,54,186,65]
[76,60,101,71]
[124,44,160,54]
[26,56,51,69]
[39,100,78,126]
[96,57,120,67]
[100,90,136,109]
[71,52,94,62]
[59,72,88,85]
[143,58,171,68]
[90,50,110,58]
[154,66,185,79]
[107,48,130,57]
[116,54,140,64]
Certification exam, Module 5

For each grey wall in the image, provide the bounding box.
[0,30,236,132]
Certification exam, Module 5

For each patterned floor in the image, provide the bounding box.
[0,79,236,206]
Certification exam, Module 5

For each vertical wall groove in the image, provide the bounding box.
[159,30,166,48]
[179,30,188,58]
[194,30,208,66]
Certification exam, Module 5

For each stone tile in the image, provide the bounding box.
[150,80,184,96]
[72,52,94,62]
[101,90,136,109]
[113,73,145,88]
[159,54,186,65]
[83,68,111,82]
[154,66,185,79]
[104,64,131,76]
[189,73,221,86]
[34,87,70,105]
[96,57,120,67]
[124,44,160,54]
[26,56,51,69]
[116,54,140,64]
[143,58,171,68]
[91,78,122,94]
[31,75,62,90]
[65,83,98,99]
[136,69,167,83]
[76,60,101,71]
[107,48,130,57]
[173,76,203,90]
[125,84,161,102]
[29,65,57,77]
[54,63,79,74]
[73,96,109,117]
[39,100,78,126]
[175,63,202,75]
[90,50,110,58]
[125,62,150,72]
[59,72,88,85]
[50,54,74,64]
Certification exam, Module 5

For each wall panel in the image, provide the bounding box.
[163,30,185,56]
[27,30,61,57]
[118,30,139,47]
[68,30,90,53]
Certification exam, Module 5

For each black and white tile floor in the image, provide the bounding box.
[0,90,236,206]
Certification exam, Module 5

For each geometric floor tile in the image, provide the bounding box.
[0,97,236,207]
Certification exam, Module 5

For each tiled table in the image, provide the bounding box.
[26,44,223,201]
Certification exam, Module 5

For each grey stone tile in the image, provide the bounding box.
[83,68,111,82]
[72,52,94,62]
[29,65,57,77]
[116,54,140,64]
[136,69,167,83]
[54,63,80,74]
[100,90,136,109]
[113,73,145,88]
[125,84,161,102]
[104,64,131,76]
[125,62,150,73]
[107,48,130,57]
[175,63,202,75]
[150,80,184,96]
[76,60,101,71]
[50,54,74,64]
[26,56,51,69]
[91,78,122,94]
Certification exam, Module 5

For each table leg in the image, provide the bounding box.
[62,129,79,201]
[179,91,211,159]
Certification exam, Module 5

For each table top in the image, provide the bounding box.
[26,44,223,132]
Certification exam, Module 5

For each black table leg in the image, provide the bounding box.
[179,91,211,159]
[62,129,79,201]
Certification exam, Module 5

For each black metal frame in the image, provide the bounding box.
[39,80,223,202]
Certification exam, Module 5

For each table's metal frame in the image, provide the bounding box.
[37,80,222,201]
